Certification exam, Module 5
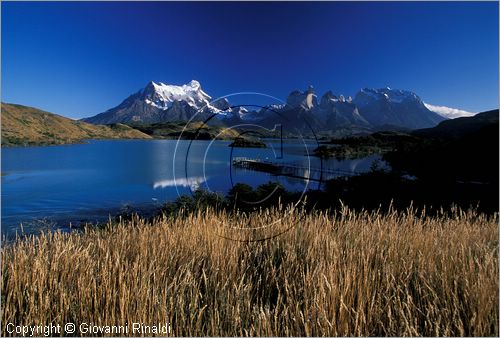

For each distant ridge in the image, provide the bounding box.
[82,80,448,130]
[385,109,499,184]
[413,109,499,139]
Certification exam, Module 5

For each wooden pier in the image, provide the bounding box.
[232,157,359,182]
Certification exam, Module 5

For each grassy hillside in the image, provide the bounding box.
[1,207,497,336]
[1,103,151,146]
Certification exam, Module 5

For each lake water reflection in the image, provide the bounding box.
[1,139,385,235]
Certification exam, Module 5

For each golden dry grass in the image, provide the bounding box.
[1,206,498,336]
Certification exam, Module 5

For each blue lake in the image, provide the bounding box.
[1,139,383,236]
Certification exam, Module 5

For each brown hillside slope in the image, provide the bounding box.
[1,103,152,146]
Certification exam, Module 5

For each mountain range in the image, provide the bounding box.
[82,80,453,131]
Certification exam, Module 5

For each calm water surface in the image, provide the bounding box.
[1,139,383,235]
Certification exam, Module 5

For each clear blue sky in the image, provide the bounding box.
[2,1,498,119]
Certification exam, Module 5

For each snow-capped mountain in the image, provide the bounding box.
[353,87,446,129]
[317,90,370,128]
[82,80,226,124]
[83,80,449,131]
[249,86,371,132]
[142,80,212,110]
